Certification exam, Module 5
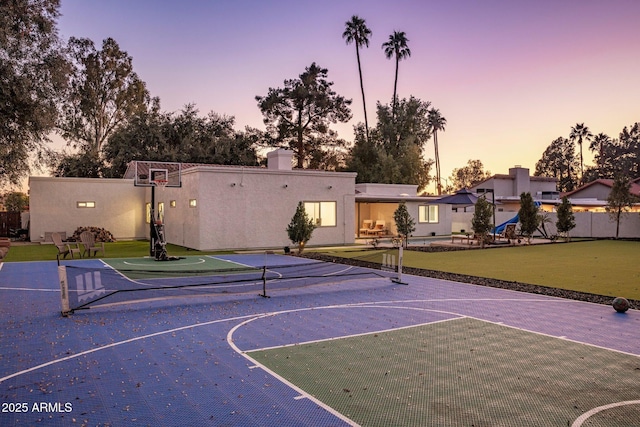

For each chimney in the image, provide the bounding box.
[267,149,294,171]
[510,165,530,196]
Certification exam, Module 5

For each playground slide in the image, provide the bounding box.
[492,214,519,234]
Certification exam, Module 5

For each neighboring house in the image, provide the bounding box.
[468,166,558,212]
[29,150,357,250]
[561,178,640,212]
[355,184,450,238]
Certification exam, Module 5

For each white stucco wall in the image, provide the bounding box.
[451,210,640,238]
[29,177,147,241]
[151,166,356,251]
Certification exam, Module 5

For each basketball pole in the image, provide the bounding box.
[149,183,156,257]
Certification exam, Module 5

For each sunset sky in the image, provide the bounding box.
[56,0,640,192]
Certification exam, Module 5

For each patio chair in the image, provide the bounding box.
[503,223,519,244]
[80,231,105,258]
[359,220,373,236]
[371,220,387,236]
[52,232,81,259]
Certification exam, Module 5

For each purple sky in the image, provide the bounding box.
[56,0,640,192]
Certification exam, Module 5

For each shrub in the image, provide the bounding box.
[70,226,116,242]
[286,202,316,254]
[472,196,493,248]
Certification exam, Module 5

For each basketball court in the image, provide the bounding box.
[1,252,639,426]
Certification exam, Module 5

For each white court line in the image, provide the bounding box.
[0,313,257,384]
[0,287,59,292]
[572,400,640,426]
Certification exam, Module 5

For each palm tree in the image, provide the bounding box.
[343,15,372,143]
[569,123,593,182]
[428,108,447,194]
[589,132,611,178]
[382,31,411,119]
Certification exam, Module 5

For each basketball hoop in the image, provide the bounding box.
[153,179,168,190]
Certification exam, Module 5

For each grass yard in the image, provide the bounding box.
[2,240,226,262]
[315,240,640,301]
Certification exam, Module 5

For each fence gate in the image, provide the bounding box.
[0,212,21,237]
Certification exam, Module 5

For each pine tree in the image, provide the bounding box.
[286,202,316,253]
[518,192,540,244]
[472,196,493,248]
[606,176,637,239]
[555,197,576,241]
[393,202,415,248]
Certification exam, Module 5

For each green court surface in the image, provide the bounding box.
[249,318,640,427]
[102,255,250,279]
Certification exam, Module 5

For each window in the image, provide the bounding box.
[77,201,95,208]
[146,202,151,224]
[189,199,197,208]
[158,202,164,218]
[419,205,439,223]
[304,201,336,227]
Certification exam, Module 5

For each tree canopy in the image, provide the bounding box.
[100,104,260,177]
[343,15,372,143]
[256,63,352,169]
[569,123,592,181]
[427,108,447,194]
[346,96,433,191]
[0,0,69,186]
[534,137,579,192]
[382,31,411,118]
[606,175,637,239]
[449,159,491,190]
[58,37,156,162]
[587,123,640,181]
[2,191,29,212]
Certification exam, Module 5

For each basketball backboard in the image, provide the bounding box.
[124,161,182,187]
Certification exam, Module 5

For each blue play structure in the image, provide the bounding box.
[491,215,519,234]
[491,202,541,234]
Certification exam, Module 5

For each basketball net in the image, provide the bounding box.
[154,179,168,191]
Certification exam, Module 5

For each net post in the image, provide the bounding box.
[259,265,270,298]
[392,246,408,285]
[58,266,71,316]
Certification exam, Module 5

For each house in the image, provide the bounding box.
[134,150,356,250]
[29,150,357,250]
[562,178,640,212]
[468,165,558,212]
[29,177,147,242]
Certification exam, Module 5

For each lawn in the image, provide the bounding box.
[1,240,226,262]
[315,240,640,301]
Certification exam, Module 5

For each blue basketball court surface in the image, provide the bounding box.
[1,254,638,426]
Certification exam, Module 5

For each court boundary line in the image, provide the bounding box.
[572,400,640,427]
